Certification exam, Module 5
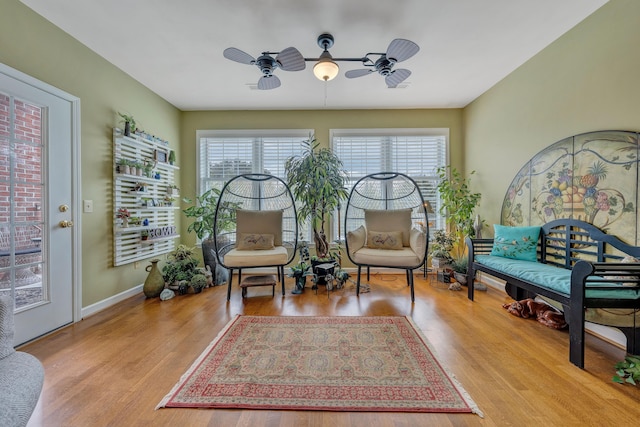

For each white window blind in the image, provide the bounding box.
[332,129,448,239]
[196,130,312,239]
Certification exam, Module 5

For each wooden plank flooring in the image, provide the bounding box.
[20,273,640,426]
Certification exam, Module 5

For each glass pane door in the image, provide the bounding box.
[0,92,46,311]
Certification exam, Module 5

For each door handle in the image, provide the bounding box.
[59,220,74,228]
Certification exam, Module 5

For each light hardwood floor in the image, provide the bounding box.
[21,273,640,427]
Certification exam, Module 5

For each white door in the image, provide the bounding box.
[0,64,79,345]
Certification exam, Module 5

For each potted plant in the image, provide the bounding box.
[287,261,313,294]
[451,256,468,285]
[167,185,180,196]
[143,159,155,178]
[190,273,208,294]
[284,134,348,260]
[430,229,454,268]
[168,150,176,165]
[613,354,640,385]
[116,207,130,227]
[116,158,130,175]
[118,112,136,137]
[435,166,482,282]
[334,267,350,288]
[133,161,144,176]
[162,244,200,294]
[140,230,149,241]
[183,187,240,278]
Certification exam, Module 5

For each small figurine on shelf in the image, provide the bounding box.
[116,208,130,228]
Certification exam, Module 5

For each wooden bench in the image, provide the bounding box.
[466,218,640,368]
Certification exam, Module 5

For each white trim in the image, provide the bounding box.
[196,128,314,139]
[330,127,450,138]
[71,98,82,322]
[81,284,143,319]
[0,62,83,325]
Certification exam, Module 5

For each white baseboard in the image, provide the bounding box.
[81,284,143,319]
[476,272,626,350]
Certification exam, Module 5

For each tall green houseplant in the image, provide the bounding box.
[182,187,239,274]
[436,165,482,261]
[285,134,348,259]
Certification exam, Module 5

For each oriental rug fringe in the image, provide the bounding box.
[157,315,482,416]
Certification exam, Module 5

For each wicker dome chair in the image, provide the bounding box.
[213,174,298,300]
[344,172,429,302]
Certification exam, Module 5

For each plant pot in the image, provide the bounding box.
[291,276,306,294]
[143,259,164,298]
[453,271,468,285]
[431,257,450,269]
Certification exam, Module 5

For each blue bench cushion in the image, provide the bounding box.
[475,255,640,300]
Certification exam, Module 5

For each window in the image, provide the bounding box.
[332,129,448,240]
[196,129,312,238]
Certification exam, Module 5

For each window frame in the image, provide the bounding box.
[331,128,449,241]
[195,129,314,243]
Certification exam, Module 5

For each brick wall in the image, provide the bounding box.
[0,94,43,249]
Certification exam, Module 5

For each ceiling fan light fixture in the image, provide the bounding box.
[313,58,339,81]
[313,50,339,81]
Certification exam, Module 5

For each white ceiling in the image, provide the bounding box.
[21,0,608,111]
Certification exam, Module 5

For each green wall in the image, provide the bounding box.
[464,0,640,230]
[0,0,181,307]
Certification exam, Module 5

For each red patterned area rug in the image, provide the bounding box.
[157,315,482,416]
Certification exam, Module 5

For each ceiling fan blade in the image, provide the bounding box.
[276,47,305,71]
[385,69,411,88]
[223,47,256,65]
[257,75,281,90]
[386,39,419,63]
[345,69,373,79]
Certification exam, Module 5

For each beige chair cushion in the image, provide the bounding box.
[366,230,403,250]
[350,247,421,267]
[224,246,289,267]
[235,209,283,246]
[409,227,427,258]
[364,209,412,246]
[236,233,275,250]
[347,225,366,256]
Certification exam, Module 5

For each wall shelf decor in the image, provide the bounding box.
[113,128,179,266]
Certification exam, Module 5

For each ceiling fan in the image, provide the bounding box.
[222,46,306,90]
[223,33,419,90]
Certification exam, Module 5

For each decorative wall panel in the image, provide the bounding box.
[502,130,638,245]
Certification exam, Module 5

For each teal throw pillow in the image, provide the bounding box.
[490,224,541,262]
